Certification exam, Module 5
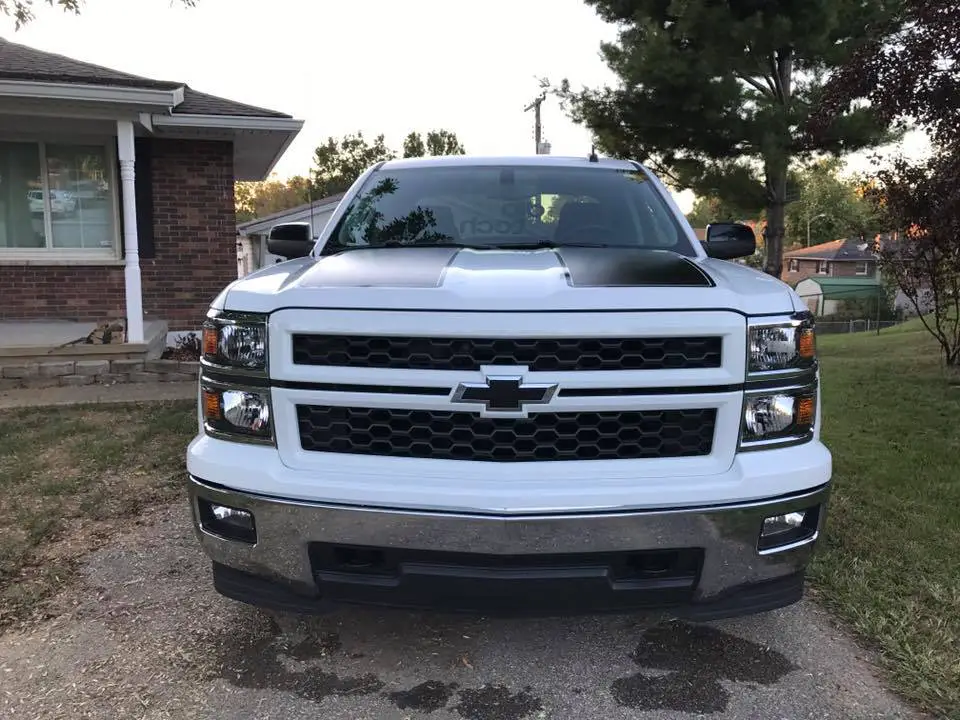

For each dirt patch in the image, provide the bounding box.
[0,401,195,630]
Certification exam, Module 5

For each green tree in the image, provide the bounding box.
[309,132,395,199]
[1,0,195,28]
[425,130,466,157]
[559,0,898,277]
[402,132,426,159]
[311,130,466,196]
[784,159,881,248]
[685,195,756,228]
[402,130,466,158]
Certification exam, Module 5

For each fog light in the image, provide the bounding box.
[762,511,806,535]
[198,498,256,544]
[758,505,820,553]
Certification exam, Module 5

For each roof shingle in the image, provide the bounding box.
[176,88,291,118]
[0,36,179,88]
[0,36,291,118]
[785,238,874,262]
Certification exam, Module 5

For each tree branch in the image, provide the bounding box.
[736,73,772,97]
[768,56,784,101]
[762,73,778,96]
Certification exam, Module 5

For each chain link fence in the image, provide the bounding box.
[815,319,904,335]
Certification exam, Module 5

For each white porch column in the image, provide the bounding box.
[117,120,144,344]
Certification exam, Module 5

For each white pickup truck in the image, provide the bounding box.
[187,155,830,619]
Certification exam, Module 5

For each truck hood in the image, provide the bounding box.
[218,247,803,315]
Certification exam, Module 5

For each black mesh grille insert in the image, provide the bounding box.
[296,406,716,462]
[291,335,722,372]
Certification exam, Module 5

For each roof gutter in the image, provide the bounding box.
[0,79,183,108]
[150,113,304,132]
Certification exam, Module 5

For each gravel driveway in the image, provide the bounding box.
[0,503,920,720]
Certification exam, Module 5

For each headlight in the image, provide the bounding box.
[740,387,816,449]
[202,385,273,444]
[748,315,816,374]
[202,311,267,372]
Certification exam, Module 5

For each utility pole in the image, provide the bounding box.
[524,78,551,154]
[524,91,546,154]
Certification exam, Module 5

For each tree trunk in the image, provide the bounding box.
[763,47,793,278]
[764,167,788,277]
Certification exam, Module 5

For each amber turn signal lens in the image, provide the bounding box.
[203,390,221,421]
[797,328,816,359]
[202,327,218,357]
[796,396,815,427]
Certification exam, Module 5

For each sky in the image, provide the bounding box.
[2,0,930,215]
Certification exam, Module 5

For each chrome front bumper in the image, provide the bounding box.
[188,476,829,617]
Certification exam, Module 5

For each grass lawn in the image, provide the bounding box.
[813,322,960,717]
[0,400,196,629]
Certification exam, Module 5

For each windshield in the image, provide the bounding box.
[321,165,696,257]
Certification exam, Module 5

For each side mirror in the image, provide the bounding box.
[702,222,757,260]
[267,222,314,260]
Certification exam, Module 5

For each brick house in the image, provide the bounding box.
[0,37,302,352]
[780,238,878,286]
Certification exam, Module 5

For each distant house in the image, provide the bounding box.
[236,192,345,275]
[794,276,884,316]
[781,238,877,286]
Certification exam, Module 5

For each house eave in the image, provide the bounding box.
[0,79,183,108]
[150,114,304,181]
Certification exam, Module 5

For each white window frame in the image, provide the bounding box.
[816,260,829,275]
[855,261,869,275]
[788,258,799,272]
[0,137,122,265]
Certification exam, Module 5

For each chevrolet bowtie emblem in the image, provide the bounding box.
[451,374,558,416]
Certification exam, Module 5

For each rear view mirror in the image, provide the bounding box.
[267,222,314,260]
[702,222,757,260]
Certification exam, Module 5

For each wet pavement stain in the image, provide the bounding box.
[612,672,728,714]
[211,615,383,704]
[284,632,342,661]
[389,680,459,713]
[611,620,796,714]
[454,684,544,720]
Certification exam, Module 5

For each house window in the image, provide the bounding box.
[816,260,829,275]
[856,261,870,275]
[0,140,118,257]
[788,259,799,272]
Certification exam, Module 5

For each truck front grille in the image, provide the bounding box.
[291,334,722,372]
[296,405,716,462]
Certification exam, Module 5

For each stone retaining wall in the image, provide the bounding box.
[0,359,200,390]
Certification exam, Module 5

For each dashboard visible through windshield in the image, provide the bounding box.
[321,165,696,257]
